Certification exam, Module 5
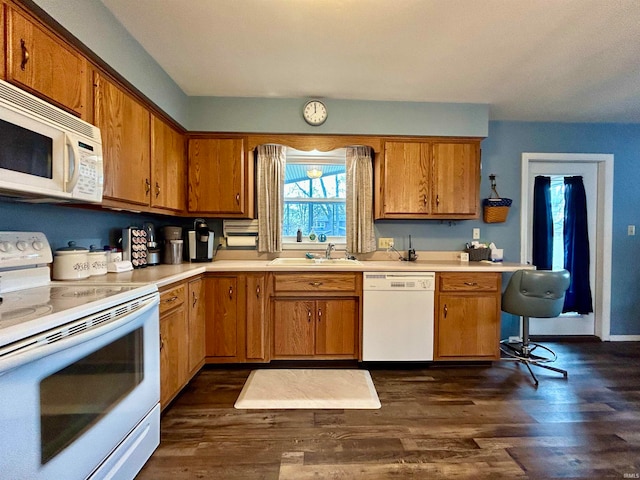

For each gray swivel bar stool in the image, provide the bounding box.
[500,269,571,386]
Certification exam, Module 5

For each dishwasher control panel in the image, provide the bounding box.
[363,272,435,291]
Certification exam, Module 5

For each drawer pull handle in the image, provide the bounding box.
[464,282,479,286]
[20,39,30,70]
[443,304,448,318]
[256,284,261,298]
[159,333,164,351]
[165,295,178,303]
[235,193,240,204]
[229,286,233,299]
[436,194,440,207]
[192,291,197,308]
[318,308,322,321]
[155,182,161,198]
[309,282,323,287]
[145,178,151,195]
[308,309,312,322]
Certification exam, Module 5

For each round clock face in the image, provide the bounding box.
[303,100,327,126]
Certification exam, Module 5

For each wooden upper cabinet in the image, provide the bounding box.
[1,2,6,79]
[188,137,252,217]
[151,115,186,212]
[6,6,87,118]
[381,141,431,216]
[94,73,151,205]
[377,138,481,219]
[431,142,480,217]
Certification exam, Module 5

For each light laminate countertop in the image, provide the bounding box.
[81,258,532,289]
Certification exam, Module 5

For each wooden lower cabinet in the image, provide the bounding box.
[272,298,358,358]
[271,272,360,360]
[434,272,501,360]
[159,277,206,410]
[204,273,269,363]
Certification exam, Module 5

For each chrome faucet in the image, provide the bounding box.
[325,243,335,259]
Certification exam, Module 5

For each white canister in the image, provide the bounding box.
[88,246,108,276]
[52,241,90,280]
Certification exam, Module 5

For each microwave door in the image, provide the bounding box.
[0,109,71,201]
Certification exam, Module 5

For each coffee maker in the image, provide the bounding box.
[187,218,214,262]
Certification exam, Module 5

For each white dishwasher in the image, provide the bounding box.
[362,271,435,361]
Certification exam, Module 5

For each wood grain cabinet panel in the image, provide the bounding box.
[94,73,151,205]
[187,277,206,373]
[315,299,357,356]
[205,276,241,359]
[6,5,88,118]
[377,138,481,219]
[159,286,189,410]
[272,299,316,357]
[245,273,269,362]
[1,2,6,79]
[151,115,186,212]
[435,272,501,361]
[188,137,252,217]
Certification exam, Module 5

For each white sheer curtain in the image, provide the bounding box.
[256,144,286,253]
[346,146,376,253]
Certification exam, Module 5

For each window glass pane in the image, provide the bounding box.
[284,159,346,238]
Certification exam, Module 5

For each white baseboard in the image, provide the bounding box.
[608,335,640,341]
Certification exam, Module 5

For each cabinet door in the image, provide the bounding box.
[151,115,186,212]
[272,299,315,357]
[431,142,479,216]
[6,6,87,118]
[246,273,268,362]
[315,299,357,356]
[94,73,151,205]
[1,2,6,79]
[381,141,430,216]
[188,278,206,373]
[160,305,188,409]
[436,294,499,359]
[205,276,240,358]
[188,138,247,215]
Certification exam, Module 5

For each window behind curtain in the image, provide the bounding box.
[283,148,346,242]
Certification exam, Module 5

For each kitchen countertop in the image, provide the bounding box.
[81,257,532,289]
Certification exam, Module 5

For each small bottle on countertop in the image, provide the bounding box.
[296,229,302,242]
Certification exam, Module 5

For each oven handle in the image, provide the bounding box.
[0,293,159,375]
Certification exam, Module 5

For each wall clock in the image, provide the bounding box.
[303,100,328,126]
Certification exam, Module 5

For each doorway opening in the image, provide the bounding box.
[520,153,613,340]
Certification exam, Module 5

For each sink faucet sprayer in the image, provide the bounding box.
[325,243,335,259]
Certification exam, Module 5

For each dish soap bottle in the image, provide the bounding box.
[296,229,302,242]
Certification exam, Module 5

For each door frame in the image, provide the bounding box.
[520,153,613,340]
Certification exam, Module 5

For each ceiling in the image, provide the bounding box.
[100,0,640,123]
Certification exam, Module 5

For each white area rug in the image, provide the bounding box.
[234,369,381,409]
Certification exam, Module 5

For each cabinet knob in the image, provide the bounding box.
[235,193,240,204]
[192,291,198,308]
[159,333,164,351]
[308,309,312,322]
[423,194,427,206]
[155,182,161,198]
[318,308,322,321]
[229,286,233,299]
[436,194,440,207]
[145,178,151,195]
[20,39,29,70]
[309,282,323,287]
[256,284,261,298]
[443,304,448,318]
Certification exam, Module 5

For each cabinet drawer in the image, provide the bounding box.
[159,284,186,314]
[438,272,499,292]
[274,273,358,293]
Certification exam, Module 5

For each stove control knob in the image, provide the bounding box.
[16,240,28,251]
[32,240,44,251]
[0,241,12,252]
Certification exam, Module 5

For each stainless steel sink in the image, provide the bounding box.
[268,258,362,266]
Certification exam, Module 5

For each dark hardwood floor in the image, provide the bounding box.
[137,341,640,479]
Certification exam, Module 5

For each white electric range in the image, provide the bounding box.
[0,232,160,480]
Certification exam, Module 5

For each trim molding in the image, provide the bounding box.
[608,335,640,342]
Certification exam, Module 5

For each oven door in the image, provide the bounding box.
[0,293,159,480]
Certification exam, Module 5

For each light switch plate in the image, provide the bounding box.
[628,225,636,236]
[472,228,480,240]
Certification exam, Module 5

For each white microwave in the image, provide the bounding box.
[0,79,103,203]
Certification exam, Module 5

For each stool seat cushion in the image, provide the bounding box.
[502,270,571,318]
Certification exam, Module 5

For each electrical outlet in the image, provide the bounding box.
[378,237,394,249]
[473,228,480,240]
[628,225,636,236]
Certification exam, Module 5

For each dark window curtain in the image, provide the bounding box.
[532,176,553,270]
[563,176,593,314]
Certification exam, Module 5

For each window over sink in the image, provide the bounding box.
[283,148,346,247]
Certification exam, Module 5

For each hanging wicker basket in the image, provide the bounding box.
[483,175,512,223]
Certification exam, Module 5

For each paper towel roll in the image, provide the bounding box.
[226,236,257,247]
